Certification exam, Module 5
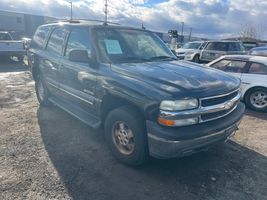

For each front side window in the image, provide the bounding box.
[65,28,91,58]
[212,59,247,73]
[94,28,176,63]
[46,28,67,55]
[249,63,267,74]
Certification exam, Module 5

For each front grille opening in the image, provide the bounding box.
[201,91,238,107]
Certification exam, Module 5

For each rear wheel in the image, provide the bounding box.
[245,88,267,112]
[35,76,51,106]
[104,106,148,166]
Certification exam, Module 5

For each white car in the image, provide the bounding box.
[176,41,207,62]
[207,55,267,112]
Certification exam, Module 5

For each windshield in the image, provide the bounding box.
[93,28,176,63]
[182,42,202,49]
[0,33,11,40]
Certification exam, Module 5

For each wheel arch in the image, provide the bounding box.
[100,93,145,124]
[244,86,267,100]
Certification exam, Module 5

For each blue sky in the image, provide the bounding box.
[1,0,266,39]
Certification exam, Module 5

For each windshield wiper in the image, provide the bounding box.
[116,56,152,63]
[149,56,177,61]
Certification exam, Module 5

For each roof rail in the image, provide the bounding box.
[44,18,120,25]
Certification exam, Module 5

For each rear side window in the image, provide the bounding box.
[212,59,247,73]
[228,42,244,51]
[32,26,51,48]
[65,28,91,57]
[46,28,67,55]
[249,63,267,74]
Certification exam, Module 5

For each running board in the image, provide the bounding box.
[48,97,101,129]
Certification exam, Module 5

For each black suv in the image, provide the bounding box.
[29,20,245,165]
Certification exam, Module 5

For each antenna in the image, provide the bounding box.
[69,1,73,20]
[104,0,108,25]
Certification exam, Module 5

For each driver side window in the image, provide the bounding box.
[65,28,91,58]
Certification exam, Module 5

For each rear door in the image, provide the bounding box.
[59,27,97,112]
[39,27,68,96]
[241,62,267,92]
[201,42,227,62]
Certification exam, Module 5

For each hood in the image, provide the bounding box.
[111,60,240,99]
[176,48,196,54]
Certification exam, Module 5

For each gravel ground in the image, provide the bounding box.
[0,58,267,200]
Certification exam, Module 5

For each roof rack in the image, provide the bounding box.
[44,18,120,25]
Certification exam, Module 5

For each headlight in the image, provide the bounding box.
[160,99,198,111]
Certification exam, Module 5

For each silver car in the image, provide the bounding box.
[200,41,245,62]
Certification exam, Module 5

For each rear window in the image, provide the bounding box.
[32,26,51,48]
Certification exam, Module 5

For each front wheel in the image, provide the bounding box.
[245,88,267,112]
[35,77,51,106]
[104,106,148,166]
[192,54,200,63]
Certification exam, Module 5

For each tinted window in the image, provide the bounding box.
[65,28,91,57]
[249,63,267,74]
[228,42,244,51]
[206,42,227,51]
[46,28,67,55]
[212,59,247,73]
[33,26,51,48]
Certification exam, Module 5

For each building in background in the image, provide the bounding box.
[0,10,57,39]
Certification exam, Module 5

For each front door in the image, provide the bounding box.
[58,27,98,113]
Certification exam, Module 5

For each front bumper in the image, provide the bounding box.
[147,102,245,159]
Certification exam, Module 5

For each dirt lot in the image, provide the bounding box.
[0,58,267,200]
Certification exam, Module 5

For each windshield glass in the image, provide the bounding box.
[0,33,11,40]
[93,28,176,63]
[182,42,202,49]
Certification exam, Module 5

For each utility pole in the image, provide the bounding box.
[189,27,192,41]
[69,1,73,20]
[181,22,184,43]
[104,0,108,25]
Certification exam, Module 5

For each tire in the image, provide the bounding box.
[245,88,267,112]
[35,76,51,107]
[192,54,200,63]
[104,106,148,166]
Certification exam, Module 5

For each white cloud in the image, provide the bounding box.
[1,0,267,39]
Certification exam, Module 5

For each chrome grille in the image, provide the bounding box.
[199,89,240,122]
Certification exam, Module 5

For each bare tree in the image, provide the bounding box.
[239,23,266,40]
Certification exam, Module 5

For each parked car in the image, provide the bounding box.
[176,41,207,62]
[249,46,267,57]
[199,40,245,63]
[0,31,25,62]
[29,20,245,165]
[207,55,267,112]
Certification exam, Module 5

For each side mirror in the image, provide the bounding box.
[69,49,90,63]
